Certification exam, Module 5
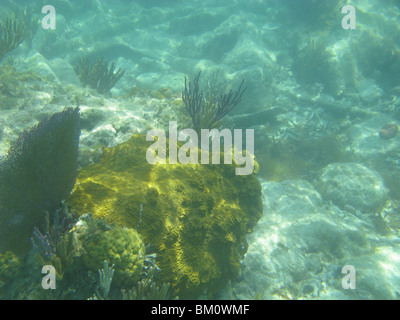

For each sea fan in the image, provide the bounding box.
[0,107,81,255]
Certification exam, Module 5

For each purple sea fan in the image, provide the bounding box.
[0,107,81,255]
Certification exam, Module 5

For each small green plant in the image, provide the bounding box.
[74,56,125,94]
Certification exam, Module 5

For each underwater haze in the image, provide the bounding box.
[0,0,400,300]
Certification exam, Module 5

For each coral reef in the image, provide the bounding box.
[182,71,246,133]
[89,260,115,300]
[0,250,25,299]
[0,107,81,255]
[74,56,125,94]
[122,266,175,300]
[68,134,262,298]
[0,251,22,286]
[77,222,146,287]
[31,214,76,281]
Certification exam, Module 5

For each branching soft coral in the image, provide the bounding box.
[74,56,125,94]
[0,7,38,60]
[182,71,246,133]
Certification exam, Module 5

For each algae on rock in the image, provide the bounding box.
[0,63,42,110]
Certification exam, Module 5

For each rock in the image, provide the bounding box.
[169,11,226,36]
[135,72,161,89]
[316,163,389,214]
[347,115,400,160]
[48,58,80,85]
[231,179,399,300]
[379,123,398,139]
[356,79,384,105]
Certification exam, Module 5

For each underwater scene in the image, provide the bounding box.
[0,0,400,301]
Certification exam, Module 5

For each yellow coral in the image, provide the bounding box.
[68,134,262,298]
[79,226,145,287]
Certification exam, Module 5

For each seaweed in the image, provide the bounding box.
[182,71,246,133]
[74,56,125,94]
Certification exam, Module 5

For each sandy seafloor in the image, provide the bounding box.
[1,0,400,299]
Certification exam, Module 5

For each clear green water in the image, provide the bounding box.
[0,0,400,300]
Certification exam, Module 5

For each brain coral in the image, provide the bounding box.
[80,226,145,287]
[68,134,262,298]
